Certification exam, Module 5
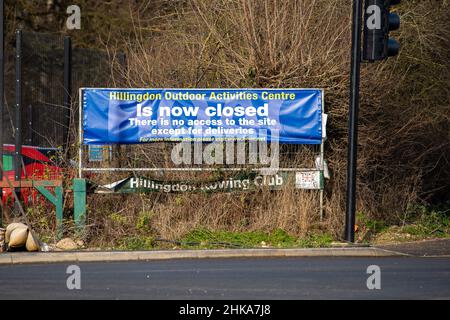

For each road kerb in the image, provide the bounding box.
[6,252,79,264]
[0,247,404,265]
[76,251,142,262]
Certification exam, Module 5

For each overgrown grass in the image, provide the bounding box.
[100,0,449,243]
[181,228,295,248]
[110,228,333,250]
[118,236,154,250]
[400,205,450,238]
[357,204,450,243]
[3,1,449,249]
[174,228,332,249]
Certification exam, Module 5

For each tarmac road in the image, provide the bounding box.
[0,256,449,299]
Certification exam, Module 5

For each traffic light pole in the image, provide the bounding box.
[345,0,364,242]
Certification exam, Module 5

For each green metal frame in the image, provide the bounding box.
[73,178,86,233]
[0,179,88,238]
[34,183,63,237]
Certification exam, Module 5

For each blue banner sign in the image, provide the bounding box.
[82,88,323,145]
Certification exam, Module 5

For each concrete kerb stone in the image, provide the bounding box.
[0,253,13,264]
[9,252,78,264]
[76,251,142,262]
[0,247,401,265]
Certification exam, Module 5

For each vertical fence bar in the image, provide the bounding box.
[27,104,32,145]
[78,88,83,178]
[63,36,72,153]
[0,0,4,225]
[14,30,22,208]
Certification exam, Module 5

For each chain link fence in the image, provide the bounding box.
[2,31,112,149]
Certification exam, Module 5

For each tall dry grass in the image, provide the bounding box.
[65,0,450,245]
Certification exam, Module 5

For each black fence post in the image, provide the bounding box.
[27,104,32,145]
[118,51,126,70]
[63,36,72,154]
[0,0,4,226]
[14,30,22,209]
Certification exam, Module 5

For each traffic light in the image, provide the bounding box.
[363,0,401,62]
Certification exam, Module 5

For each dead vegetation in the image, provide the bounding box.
[6,0,449,246]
